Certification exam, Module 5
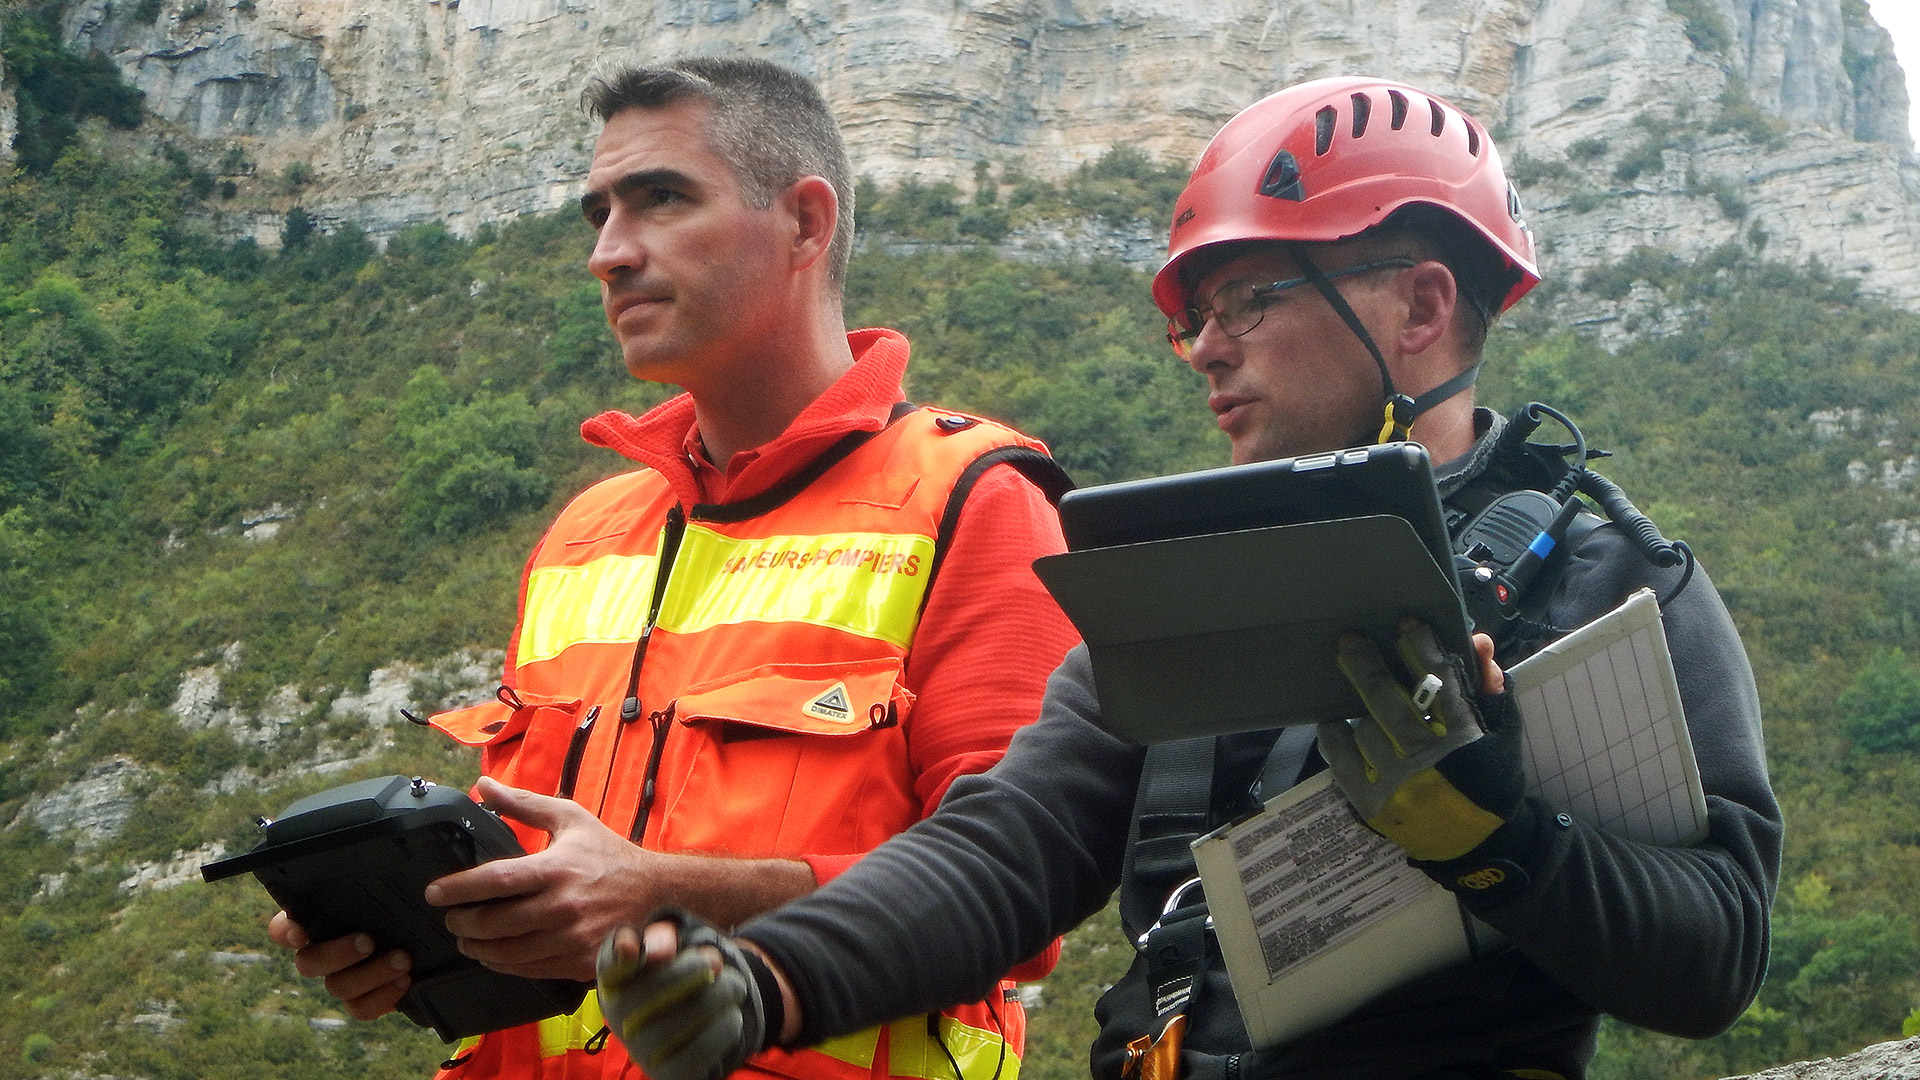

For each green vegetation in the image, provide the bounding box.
[1612,114,1677,183]
[857,146,1189,244]
[1,2,147,172]
[1839,649,1920,754]
[1666,0,1734,57]
[1506,81,1781,220]
[1713,78,1788,145]
[4,32,1920,1080]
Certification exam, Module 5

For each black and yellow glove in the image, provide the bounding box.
[595,910,775,1080]
[1317,619,1545,907]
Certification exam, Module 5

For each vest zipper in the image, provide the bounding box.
[605,505,686,825]
[554,705,600,801]
[630,702,675,843]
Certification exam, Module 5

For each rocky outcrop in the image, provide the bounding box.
[119,841,227,893]
[325,648,502,726]
[13,757,154,848]
[0,21,16,171]
[50,1,1920,301]
[1725,1036,1920,1079]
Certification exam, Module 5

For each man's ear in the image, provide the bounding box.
[1398,260,1459,357]
[782,176,838,274]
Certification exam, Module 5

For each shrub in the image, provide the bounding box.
[0,5,146,171]
[1666,0,1733,55]
[1839,648,1920,754]
[1568,136,1609,161]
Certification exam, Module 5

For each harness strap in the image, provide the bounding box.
[1286,243,1480,443]
[1287,243,1403,441]
[1253,725,1320,803]
[1120,737,1224,1076]
[1120,738,1217,935]
[1411,361,1482,418]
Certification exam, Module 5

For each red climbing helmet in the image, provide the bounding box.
[1151,77,1540,319]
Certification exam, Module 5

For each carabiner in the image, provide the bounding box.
[1136,876,1213,946]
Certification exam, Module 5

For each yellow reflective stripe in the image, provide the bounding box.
[448,1033,484,1061]
[884,1015,1020,1080]
[810,1025,883,1070]
[518,552,661,666]
[658,525,934,649]
[535,990,607,1057]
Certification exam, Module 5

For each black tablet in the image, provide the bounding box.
[202,775,589,1040]
[1058,442,1455,568]
[1034,443,1472,742]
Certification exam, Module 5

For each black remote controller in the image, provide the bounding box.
[203,774,589,1040]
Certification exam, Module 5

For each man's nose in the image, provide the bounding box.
[588,216,640,283]
[1184,318,1239,373]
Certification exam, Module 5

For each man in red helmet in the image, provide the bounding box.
[590,78,1781,1080]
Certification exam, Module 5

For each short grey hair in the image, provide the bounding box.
[582,57,854,290]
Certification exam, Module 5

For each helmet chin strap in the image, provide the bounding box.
[1285,243,1480,445]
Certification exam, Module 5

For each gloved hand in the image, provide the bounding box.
[1318,619,1536,904]
[596,909,771,1080]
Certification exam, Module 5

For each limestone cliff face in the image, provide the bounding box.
[1,22,17,171]
[52,0,1920,308]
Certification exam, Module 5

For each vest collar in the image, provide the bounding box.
[579,328,912,510]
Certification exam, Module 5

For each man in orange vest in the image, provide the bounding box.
[266,55,1078,1080]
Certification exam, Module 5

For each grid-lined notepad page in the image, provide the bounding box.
[1508,588,1709,847]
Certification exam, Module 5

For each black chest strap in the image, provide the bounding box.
[1119,739,1221,1070]
[1121,739,1217,936]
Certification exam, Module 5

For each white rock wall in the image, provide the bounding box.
[0,20,16,171]
[50,0,1920,305]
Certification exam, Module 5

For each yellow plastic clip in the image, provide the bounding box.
[1376,395,1416,444]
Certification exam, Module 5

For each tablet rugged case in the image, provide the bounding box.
[202,774,590,1040]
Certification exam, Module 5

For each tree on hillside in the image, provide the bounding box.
[0,3,144,172]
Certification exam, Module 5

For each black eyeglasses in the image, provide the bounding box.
[1166,258,1417,358]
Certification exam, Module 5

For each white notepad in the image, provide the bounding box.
[1509,588,1706,846]
[1192,588,1703,1049]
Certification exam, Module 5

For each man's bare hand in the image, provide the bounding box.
[266,910,411,1020]
[426,776,664,982]
[425,778,815,983]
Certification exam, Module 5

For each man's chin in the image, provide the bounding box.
[1230,435,1289,466]
[620,345,681,384]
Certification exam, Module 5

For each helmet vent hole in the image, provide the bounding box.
[1465,119,1481,157]
[1350,93,1372,138]
[1259,149,1305,201]
[1388,90,1409,130]
[1429,99,1446,137]
[1315,106,1337,155]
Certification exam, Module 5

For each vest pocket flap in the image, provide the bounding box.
[837,471,921,510]
[676,659,914,736]
[428,692,582,747]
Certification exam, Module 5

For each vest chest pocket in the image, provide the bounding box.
[656,658,919,857]
[677,657,914,737]
[427,690,586,798]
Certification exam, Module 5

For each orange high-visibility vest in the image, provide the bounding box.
[429,406,1065,1080]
